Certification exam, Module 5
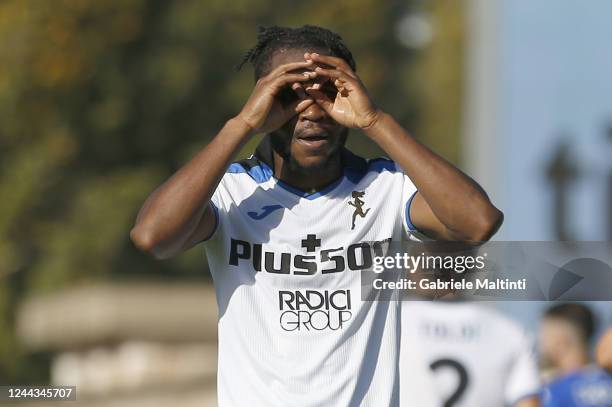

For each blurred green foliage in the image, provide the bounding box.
[0,0,463,383]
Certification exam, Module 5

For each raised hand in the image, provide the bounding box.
[237,60,316,134]
[303,53,381,130]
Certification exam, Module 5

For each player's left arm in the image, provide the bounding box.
[304,52,503,241]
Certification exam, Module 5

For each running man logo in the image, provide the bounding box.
[348,191,371,230]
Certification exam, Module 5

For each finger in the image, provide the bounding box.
[294,98,315,113]
[272,72,316,89]
[314,68,358,95]
[334,79,349,97]
[305,81,322,91]
[291,82,307,99]
[306,53,357,78]
[281,98,315,123]
[303,87,334,114]
[312,66,351,82]
[301,72,330,87]
[269,60,314,76]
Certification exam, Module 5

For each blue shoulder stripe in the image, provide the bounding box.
[367,157,398,173]
[227,161,273,183]
[405,191,418,232]
[227,154,398,185]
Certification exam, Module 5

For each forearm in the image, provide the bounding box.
[364,112,503,241]
[131,117,252,256]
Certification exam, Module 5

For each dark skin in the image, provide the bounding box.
[265,48,348,192]
[131,48,503,259]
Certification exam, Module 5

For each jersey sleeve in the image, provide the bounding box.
[540,383,561,407]
[202,175,232,242]
[395,162,428,242]
[504,330,542,405]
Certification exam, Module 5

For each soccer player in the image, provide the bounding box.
[540,303,612,407]
[539,303,596,380]
[130,25,503,406]
[401,301,541,407]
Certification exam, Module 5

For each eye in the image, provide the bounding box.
[277,86,298,107]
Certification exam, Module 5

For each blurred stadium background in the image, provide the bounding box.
[0,0,610,405]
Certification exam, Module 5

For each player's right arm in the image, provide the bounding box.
[130,61,315,259]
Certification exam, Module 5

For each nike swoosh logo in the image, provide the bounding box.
[247,204,284,220]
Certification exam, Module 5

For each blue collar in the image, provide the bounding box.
[229,137,368,199]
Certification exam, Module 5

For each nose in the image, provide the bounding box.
[299,101,328,122]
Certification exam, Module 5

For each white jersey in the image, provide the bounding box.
[400,301,541,407]
[203,140,421,407]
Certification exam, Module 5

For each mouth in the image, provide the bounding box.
[296,133,330,149]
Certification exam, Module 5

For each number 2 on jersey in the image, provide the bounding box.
[429,358,469,407]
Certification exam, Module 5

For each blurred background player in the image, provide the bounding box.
[400,294,540,406]
[539,303,596,380]
[539,303,612,407]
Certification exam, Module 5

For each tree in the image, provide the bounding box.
[0,0,463,382]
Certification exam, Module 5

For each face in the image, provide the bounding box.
[265,47,348,173]
[596,328,612,371]
[538,318,569,370]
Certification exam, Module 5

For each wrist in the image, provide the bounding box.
[229,115,256,138]
[361,110,388,138]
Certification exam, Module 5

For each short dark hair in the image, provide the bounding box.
[237,25,356,79]
[545,303,596,342]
